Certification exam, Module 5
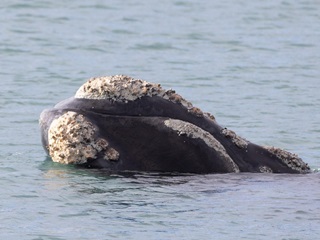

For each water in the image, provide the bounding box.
[1,0,319,239]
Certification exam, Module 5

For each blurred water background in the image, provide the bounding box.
[0,0,319,239]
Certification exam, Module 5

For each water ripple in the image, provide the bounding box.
[1,0,319,239]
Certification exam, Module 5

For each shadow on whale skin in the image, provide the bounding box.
[39,75,310,174]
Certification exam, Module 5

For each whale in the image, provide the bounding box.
[39,75,310,174]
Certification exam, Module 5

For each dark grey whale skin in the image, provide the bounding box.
[40,96,310,174]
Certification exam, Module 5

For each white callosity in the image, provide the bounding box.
[164,119,240,173]
[221,128,249,149]
[75,75,214,119]
[259,166,273,173]
[263,146,309,173]
[48,111,119,164]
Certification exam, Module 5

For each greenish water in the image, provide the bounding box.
[1,0,319,239]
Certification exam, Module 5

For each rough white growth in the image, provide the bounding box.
[74,75,219,120]
[75,75,196,109]
[105,147,120,161]
[263,146,310,173]
[164,119,240,172]
[259,166,273,173]
[221,128,249,149]
[204,112,216,121]
[48,111,119,164]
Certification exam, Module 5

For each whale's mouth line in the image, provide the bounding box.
[58,108,177,120]
[59,108,169,118]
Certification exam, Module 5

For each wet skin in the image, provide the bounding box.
[40,95,310,174]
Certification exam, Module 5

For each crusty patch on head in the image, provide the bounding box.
[204,112,216,121]
[263,146,310,173]
[259,166,273,173]
[188,107,204,117]
[105,147,120,161]
[75,75,196,109]
[48,111,119,164]
[221,128,249,149]
[164,119,240,173]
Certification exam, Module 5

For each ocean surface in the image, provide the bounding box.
[1,0,319,239]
